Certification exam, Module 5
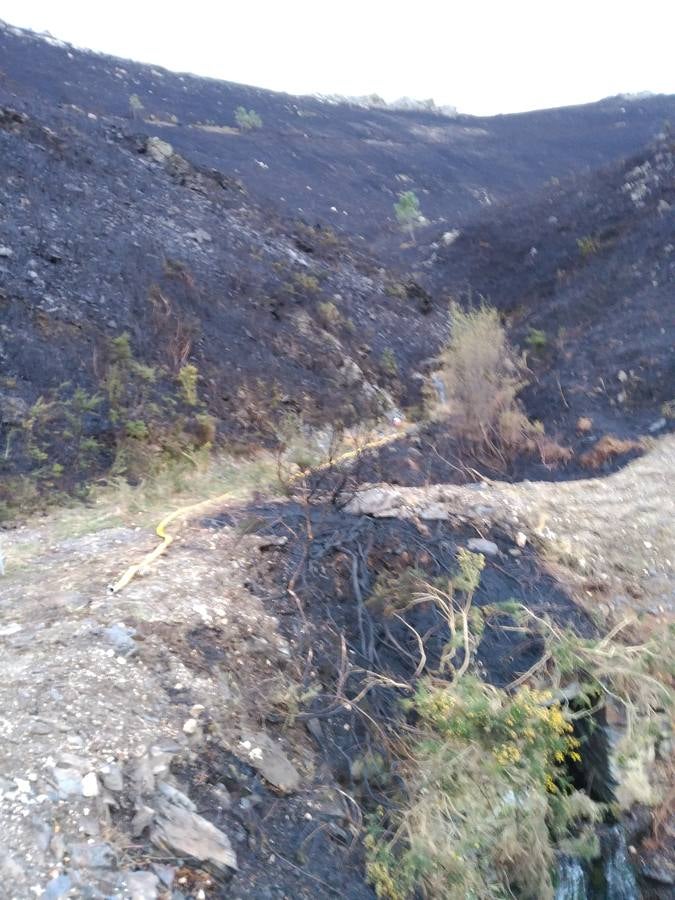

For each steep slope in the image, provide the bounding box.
[1,21,674,900]
[1,21,675,258]
[330,138,674,489]
[1,20,673,514]
[426,136,675,437]
[0,98,440,514]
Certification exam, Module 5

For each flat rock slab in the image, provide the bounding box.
[467,537,499,556]
[239,731,301,794]
[151,796,237,873]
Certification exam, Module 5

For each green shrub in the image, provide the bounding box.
[394,191,422,240]
[364,574,673,900]
[577,235,600,257]
[433,304,540,459]
[194,413,217,446]
[293,272,320,294]
[177,364,199,406]
[363,555,604,900]
[234,106,263,131]
[380,348,398,377]
[125,420,149,441]
[129,93,144,119]
[386,280,408,300]
[317,300,341,327]
[525,327,548,351]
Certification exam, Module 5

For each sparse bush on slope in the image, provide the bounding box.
[430,303,572,467]
[364,557,673,900]
[234,106,263,131]
[394,191,423,240]
[433,304,536,456]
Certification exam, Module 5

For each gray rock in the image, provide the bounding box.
[128,756,155,798]
[124,870,160,900]
[0,246,13,258]
[146,137,174,163]
[52,767,83,797]
[79,813,101,837]
[102,623,136,655]
[185,228,212,244]
[57,752,93,772]
[151,738,182,755]
[239,732,300,794]
[0,391,28,425]
[0,850,25,880]
[50,832,66,861]
[69,841,117,869]
[32,817,52,852]
[467,538,499,557]
[151,796,237,873]
[100,763,124,792]
[639,856,675,885]
[157,782,196,811]
[131,805,155,837]
[305,717,324,742]
[42,874,73,899]
[29,719,55,735]
[82,771,99,797]
[151,863,176,887]
[209,784,232,810]
[0,776,15,795]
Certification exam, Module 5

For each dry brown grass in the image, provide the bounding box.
[580,435,644,469]
[433,304,570,465]
[189,123,239,135]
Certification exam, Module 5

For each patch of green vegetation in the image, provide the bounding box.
[380,348,398,376]
[394,190,423,240]
[177,364,199,406]
[125,420,150,441]
[194,413,217,447]
[234,106,263,131]
[128,93,144,117]
[1,329,222,519]
[293,272,320,294]
[386,280,408,301]
[525,327,548,351]
[364,555,673,900]
[577,235,600,258]
[316,300,341,327]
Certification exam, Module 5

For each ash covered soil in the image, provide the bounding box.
[0,18,674,900]
[1,20,674,509]
[1,436,672,897]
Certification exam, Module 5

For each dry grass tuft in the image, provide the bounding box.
[432,304,571,466]
[580,435,643,469]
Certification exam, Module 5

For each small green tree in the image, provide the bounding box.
[394,190,422,240]
[234,106,263,131]
[129,94,145,120]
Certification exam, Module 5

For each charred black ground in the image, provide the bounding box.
[1,21,674,512]
[0,21,673,898]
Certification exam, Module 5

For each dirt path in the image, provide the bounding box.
[0,435,672,897]
[0,515,371,898]
[347,435,675,625]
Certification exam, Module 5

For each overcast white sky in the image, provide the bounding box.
[2,1,674,115]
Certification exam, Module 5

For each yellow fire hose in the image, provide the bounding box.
[109,428,404,594]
